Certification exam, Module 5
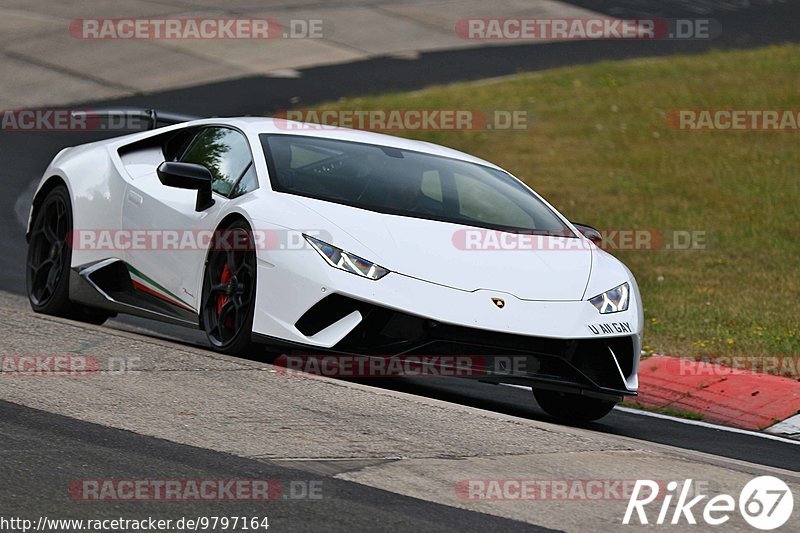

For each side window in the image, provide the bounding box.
[180,127,253,198]
[232,163,258,198]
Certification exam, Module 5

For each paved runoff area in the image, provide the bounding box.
[0,0,598,109]
[0,290,798,531]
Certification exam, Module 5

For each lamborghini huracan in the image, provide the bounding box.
[26,112,642,420]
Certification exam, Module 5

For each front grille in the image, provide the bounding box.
[295,294,636,393]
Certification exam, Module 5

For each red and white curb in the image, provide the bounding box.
[634,355,800,439]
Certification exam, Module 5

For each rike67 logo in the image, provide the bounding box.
[624,476,793,530]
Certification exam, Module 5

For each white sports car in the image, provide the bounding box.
[26,111,642,421]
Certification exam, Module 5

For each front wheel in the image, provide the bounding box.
[26,184,111,325]
[533,389,617,422]
[199,220,257,356]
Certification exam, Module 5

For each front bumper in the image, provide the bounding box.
[252,255,642,400]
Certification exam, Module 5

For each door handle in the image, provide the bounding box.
[127,190,143,206]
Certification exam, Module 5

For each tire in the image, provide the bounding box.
[199,220,257,356]
[533,389,617,422]
[26,184,112,325]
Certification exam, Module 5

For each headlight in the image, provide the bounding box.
[304,235,389,280]
[588,282,630,314]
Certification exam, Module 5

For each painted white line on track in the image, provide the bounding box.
[614,406,800,445]
[498,383,800,445]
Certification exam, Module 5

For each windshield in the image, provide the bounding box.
[260,134,573,235]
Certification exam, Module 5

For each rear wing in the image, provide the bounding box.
[70,108,202,130]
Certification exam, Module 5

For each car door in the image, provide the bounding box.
[122,126,255,315]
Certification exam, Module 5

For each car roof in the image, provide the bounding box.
[188,116,503,170]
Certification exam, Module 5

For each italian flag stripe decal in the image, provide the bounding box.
[126,264,195,312]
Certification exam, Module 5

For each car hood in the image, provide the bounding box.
[287,196,593,301]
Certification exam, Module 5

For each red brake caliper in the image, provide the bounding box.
[216,263,233,328]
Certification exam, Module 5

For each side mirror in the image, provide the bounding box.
[572,222,603,247]
[157,161,215,212]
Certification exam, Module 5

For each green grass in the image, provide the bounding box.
[293,45,800,359]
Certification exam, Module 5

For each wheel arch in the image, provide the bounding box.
[201,211,254,267]
[26,175,70,242]
[196,211,254,328]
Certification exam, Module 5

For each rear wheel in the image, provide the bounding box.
[200,220,257,356]
[533,389,617,422]
[26,184,111,325]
